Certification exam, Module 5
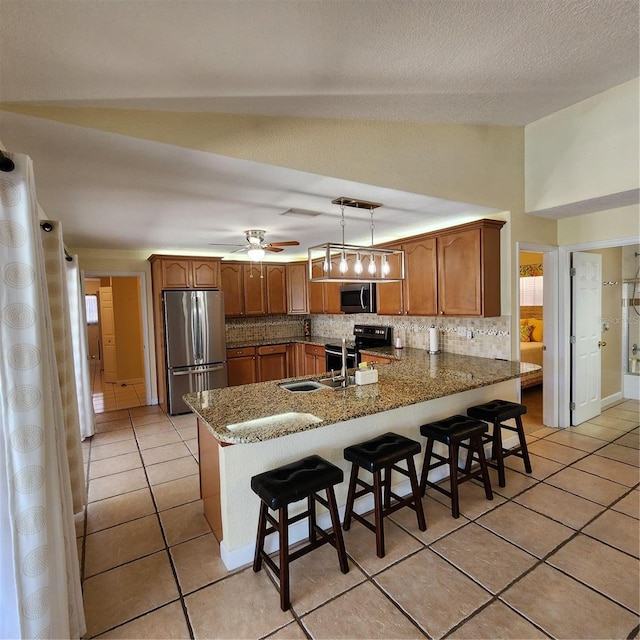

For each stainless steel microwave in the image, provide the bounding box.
[340,283,377,314]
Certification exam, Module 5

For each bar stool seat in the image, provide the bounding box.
[343,432,426,558]
[419,415,493,518]
[251,455,348,611]
[466,399,532,488]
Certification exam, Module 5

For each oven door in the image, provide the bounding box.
[325,344,357,373]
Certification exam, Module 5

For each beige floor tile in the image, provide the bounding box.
[616,431,640,449]
[84,513,166,577]
[146,456,199,486]
[544,428,607,453]
[603,407,640,423]
[94,418,133,434]
[544,465,630,506]
[88,467,149,503]
[611,489,640,519]
[95,600,190,639]
[486,467,539,498]
[528,427,558,439]
[185,569,294,639]
[571,421,626,442]
[526,439,588,465]
[572,454,640,487]
[137,430,183,450]
[140,441,192,466]
[448,600,548,639]
[589,414,638,431]
[152,474,201,511]
[514,482,604,529]
[583,509,640,558]
[170,533,231,595]
[301,581,421,639]
[343,515,424,576]
[159,500,211,546]
[501,563,638,639]
[505,453,563,480]
[547,534,640,613]
[134,420,177,437]
[90,429,137,447]
[431,522,537,593]
[83,551,179,637]
[95,409,130,424]
[171,414,197,428]
[129,405,166,418]
[596,442,640,466]
[375,548,491,639]
[184,438,199,459]
[617,400,640,412]
[427,479,505,520]
[391,494,467,545]
[132,414,174,428]
[90,438,139,461]
[87,487,156,534]
[177,425,197,440]
[265,621,308,639]
[89,451,142,479]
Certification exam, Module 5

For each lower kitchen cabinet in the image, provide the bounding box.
[360,354,393,366]
[257,344,287,381]
[227,347,257,387]
[304,344,327,375]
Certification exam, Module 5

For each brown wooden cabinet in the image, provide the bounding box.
[376,219,504,318]
[150,255,221,289]
[359,353,393,366]
[286,262,309,314]
[227,347,257,386]
[266,264,287,314]
[220,261,287,317]
[220,263,244,316]
[304,344,326,375]
[242,264,266,316]
[257,344,287,382]
[308,258,341,314]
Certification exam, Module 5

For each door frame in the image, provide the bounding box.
[82,270,154,407]
[517,243,559,427]
[558,235,640,427]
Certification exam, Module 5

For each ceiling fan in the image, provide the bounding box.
[210,229,300,260]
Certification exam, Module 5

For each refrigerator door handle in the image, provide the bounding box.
[171,365,225,376]
[191,292,204,362]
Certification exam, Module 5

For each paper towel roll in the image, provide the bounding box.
[429,326,439,353]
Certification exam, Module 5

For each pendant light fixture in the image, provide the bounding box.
[308,197,405,283]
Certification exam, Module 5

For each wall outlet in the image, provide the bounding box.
[466,329,474,339]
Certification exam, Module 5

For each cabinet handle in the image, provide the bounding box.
[440,311,444,315]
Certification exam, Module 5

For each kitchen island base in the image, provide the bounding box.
[199,379,520,571]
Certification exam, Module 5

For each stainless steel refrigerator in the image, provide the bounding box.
[163,289,227,415]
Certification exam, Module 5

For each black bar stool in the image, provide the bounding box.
[419,415,493,518]
[251,455,349,611]
[343,432,426,558]
[466,399,532,487]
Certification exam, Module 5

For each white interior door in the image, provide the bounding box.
[571,251,602,425]
[99,286,117,383]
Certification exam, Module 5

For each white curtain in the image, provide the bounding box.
[0,153,86,639]
[65,256,95,440]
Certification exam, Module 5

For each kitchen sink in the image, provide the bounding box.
[278,380,328,392]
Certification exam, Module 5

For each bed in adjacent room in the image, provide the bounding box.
[520,311,543,388]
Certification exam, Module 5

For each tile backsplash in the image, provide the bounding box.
[226,313,511,359]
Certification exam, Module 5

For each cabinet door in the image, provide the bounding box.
[266,265,287,315]
[220,263,244,316]
[227,347,257,386]
[404,237,437,316]
[437,228,481,316]
[161,259,191,288]
[286,263,309,314]
[360,354,392,365]
[192,259,220,288]
[257,345,287,382]
[243,264,266,315]
[377,247,404,315]
[308,259,325,314]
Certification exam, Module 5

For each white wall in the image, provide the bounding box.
[525,78,639,213]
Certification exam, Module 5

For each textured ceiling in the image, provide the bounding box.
[0,0,637,256]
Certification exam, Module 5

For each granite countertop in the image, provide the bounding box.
[184,348,540,445]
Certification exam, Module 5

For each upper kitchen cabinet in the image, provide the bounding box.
[436,219,504,317]
[286,262,309,314]
[375,219,504,318]
[220,262,245,316]
[242,263,266,316]
[265,264,287,314]
[309,258,341,314]
[149,255,221,289]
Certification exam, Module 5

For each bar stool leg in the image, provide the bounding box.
[407,455,427,531]
[492,420,506,487]
[516,416,533,473]
[419,438,435,496]
[343,464,359,531]
[278,506,290,612]
[373,470,385,558]
[449,441,460,518]
[253,501,268,572]
[326,486,349,573]
[472,434,493,500]
[308,494,317,543]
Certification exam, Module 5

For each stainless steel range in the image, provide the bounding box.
[325,324,393,372]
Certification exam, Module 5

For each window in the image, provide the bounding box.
[520,275,543,306]
[85,294,98,324]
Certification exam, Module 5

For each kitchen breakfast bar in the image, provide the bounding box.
[184,347,539,570]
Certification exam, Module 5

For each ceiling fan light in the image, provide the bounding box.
[247,247,265,261]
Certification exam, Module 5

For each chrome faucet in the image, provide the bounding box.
[341,337,349,386]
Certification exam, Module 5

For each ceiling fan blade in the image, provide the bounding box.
[264,246,284,253]
[208,242,246,247]
[267,240,300,247]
